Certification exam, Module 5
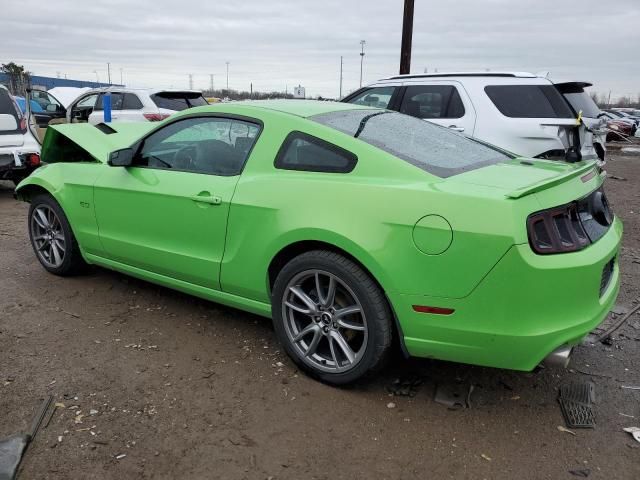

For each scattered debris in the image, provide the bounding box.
[623,427,640,443]
[0,395,53,480]
[115,453,127,460]
[558,382,596,428]
[480,453,492,461]
[607,175,627,181]
[434,383,474,409]
[386,377,423,397]
[568,469,591,477]
[557,426,577,436]
[386,402,396,409]
[621,386,640,390]
[89,409,99,416]
[597,302,640,343]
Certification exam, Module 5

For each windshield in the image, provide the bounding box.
[151,92,208,111]
[311,109,512,178]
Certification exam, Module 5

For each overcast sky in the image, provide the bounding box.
[2,0,639,99]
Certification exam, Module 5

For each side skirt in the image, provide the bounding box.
[84,253,272,319]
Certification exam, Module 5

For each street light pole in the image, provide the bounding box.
[399,0,415,75]
[93,70,100,83]
[107,62,111,84]
[226,62,230,92]
[359,40,366,88]
[339,56,343,98]
[120,68,123,85]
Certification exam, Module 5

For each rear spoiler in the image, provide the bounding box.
[506,163,599,199]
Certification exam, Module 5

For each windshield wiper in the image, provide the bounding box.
[354,111,390,138]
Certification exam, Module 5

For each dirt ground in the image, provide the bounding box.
[1,155,639,480]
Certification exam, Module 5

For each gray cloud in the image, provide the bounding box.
[1,0,638,98]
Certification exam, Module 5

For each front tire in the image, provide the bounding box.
[272,250,392,385]
[28,194,87,276]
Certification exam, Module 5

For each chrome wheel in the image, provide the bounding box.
[30,205,66,269]
[282,269,368,373]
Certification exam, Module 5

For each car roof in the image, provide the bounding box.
[83,86,203,95]
[235,100,376,118]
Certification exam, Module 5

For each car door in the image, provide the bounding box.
[117,93,146,122]
[398,82,476,135]
[68,93,99,123]
[30,90,67,128]
[89,92,123,124]
[93,115,261,290]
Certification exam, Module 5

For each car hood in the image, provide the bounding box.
[446,159,598,199]
[42,122,156,163]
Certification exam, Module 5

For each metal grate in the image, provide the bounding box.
[600,257,615,297]
[558,382,596,428]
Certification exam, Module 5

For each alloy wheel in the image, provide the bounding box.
[282,269,368,373]
[30,205,66,269]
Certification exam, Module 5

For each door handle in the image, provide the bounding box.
[190,192,222,205]
[449,125,465,132]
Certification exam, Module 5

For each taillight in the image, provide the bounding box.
[26,153,41,167]
[527,188,613,255]
[143,113,171,122]
[20,118,27,130]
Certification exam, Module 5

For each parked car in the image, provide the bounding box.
[15,101,621,385]
[0,85,40,184]
[64,87,208,124]
[601,111,638,136]
[606,119,634,141]
[342,72,601,163]
[608,110,640,126]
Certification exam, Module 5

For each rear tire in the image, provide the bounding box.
[272,250,392,385]
[28,194,87,276]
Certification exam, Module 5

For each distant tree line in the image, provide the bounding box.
[203,88,296,101]
[590,91,640,109]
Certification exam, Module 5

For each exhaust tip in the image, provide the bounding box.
[543,345,572,368]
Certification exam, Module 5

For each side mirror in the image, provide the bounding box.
[0,113,18,131]
[108,148,134,167]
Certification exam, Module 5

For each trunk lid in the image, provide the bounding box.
[447,159,599,199]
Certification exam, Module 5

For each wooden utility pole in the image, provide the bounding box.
[399,0,415,75]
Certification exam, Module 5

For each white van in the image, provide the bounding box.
[342,72,606,163]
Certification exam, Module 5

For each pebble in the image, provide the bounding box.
[386,402,396,409]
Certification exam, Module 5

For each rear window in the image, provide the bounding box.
[485,85,574,118]
[311,109,511,178]
[151,92,208,111]
[0,89,25,135]
[555,85,601,118]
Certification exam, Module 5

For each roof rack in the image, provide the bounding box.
[385,72,536,80]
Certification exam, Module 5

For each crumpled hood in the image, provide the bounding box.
[42,122,156,163]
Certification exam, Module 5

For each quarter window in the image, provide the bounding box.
[275,132,357,173]
[346,87,396,109]
[136,116,260,176]
[399,85,465,119]
[485,85,574,118]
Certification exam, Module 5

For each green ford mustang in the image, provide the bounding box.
[16,100,622,385]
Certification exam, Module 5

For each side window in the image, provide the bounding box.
[76,94,98,108]
[484,85,574,118]
[31,90,63,113]
[275,132,357,173]
[122,93,143,110]
[347,87,396,109]
[399,85,465,119]
[136,116,260,176]
[94,93,124,111]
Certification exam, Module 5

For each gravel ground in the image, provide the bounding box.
[1,155,639,480]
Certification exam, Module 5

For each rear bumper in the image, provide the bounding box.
[391,217,622,371]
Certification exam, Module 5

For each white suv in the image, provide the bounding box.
[342,72,606,163]
[27,87,207,129]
